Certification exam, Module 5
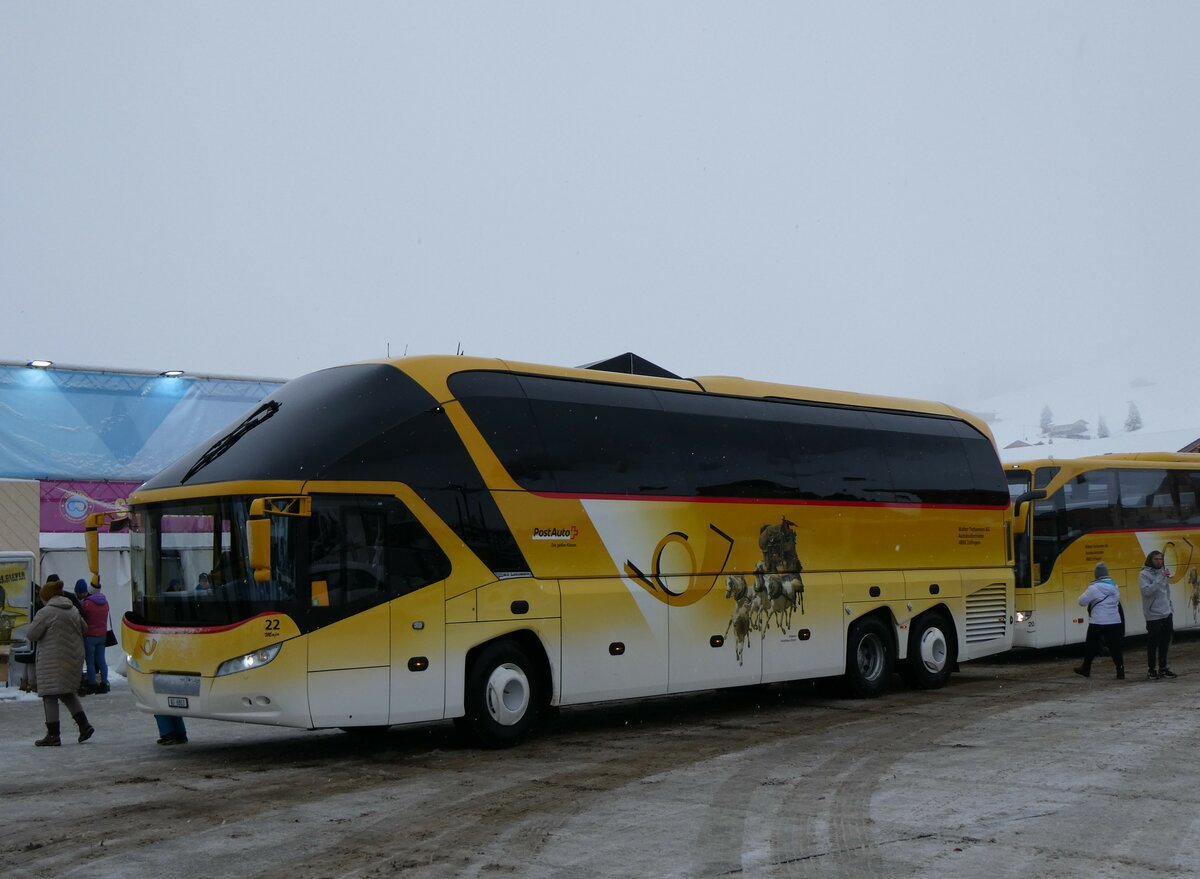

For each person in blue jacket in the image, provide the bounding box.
[1075,561,1125,679]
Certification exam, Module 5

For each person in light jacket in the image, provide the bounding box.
[1140,550,1175,679]
[1075,561,1125,679]
[26,577,95,745]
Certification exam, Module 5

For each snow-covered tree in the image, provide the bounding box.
[1040,406,1053,436]
[1097,415,1110,438]
[1125,402,1143,432]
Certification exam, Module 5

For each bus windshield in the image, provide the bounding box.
[128,492,453,629]
[1006,469,1032,503]
[129,496,302,626]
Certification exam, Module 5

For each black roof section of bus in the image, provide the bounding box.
[580,352,682,380]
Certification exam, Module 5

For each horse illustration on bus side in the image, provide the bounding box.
[725,517,806,663]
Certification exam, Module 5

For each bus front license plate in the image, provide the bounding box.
[167,696,189,709]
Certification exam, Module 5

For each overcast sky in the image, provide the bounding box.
[1,3,1195,406]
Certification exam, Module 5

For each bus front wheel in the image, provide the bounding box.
[464,640,542,748]
[900,612,955,690]
[844,617,894,698]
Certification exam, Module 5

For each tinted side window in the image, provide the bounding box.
[869,412,976,505]
[519,376,687,496]
[953,421,1010,506]
[1062,469,1120,538]
[445,372,554,491]
[771,403,895,503]
[306,495,450,629]
[1034,467,1060,489]
[1119,469,1179,528]
[1179,471,1200,525]
[654,392,797,498]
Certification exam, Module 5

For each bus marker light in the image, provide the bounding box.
[710,635,724,648]
[798,630,811,641]
[408,657,429,672]
[609,642,625,656]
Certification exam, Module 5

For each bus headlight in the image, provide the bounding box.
[216,644,281,677]
[126,653,142,673]
[1015,611,1034,624]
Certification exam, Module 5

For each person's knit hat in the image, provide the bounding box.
[74,578,88,595]
[1094,561,1110,579]
[40,574,64,602]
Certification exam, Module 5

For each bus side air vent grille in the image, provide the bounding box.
[964,583,1009,643]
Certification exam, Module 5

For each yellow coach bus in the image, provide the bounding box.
[1007,453,1200,648]
[91,355,1013,746]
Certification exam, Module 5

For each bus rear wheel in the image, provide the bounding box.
[900,612,955,690]
[844,617,894,698]
[464,640,543,748]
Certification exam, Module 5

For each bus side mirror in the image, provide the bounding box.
[248,516,273,583]
[246,497,311,584]
[1012,489,1046,519]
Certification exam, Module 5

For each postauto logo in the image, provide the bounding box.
[532,526,578,541]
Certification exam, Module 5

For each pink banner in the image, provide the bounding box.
[40,480,142,532]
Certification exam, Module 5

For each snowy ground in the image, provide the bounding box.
[3,639,1200,878]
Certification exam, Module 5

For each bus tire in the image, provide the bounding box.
[464,640,542,748]
[900,612,955,690]
[844,617,893,698]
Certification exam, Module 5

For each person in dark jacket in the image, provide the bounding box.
[26,577,95,745]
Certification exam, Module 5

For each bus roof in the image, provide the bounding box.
[1006,452,1200,471]
[386,354,997,440]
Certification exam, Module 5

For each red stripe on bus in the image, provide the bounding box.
[122,611,279,635]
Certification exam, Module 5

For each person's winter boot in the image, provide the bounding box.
[73,712,95,743]
[97,681,110,694]
[35,722,61,746]
[1074,663,1091,678]
[1116,665,1125,680]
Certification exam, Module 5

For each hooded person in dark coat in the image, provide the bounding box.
[25,577,95,745]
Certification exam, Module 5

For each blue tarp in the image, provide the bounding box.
[0,364,283,480]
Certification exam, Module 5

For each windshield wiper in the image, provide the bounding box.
[180,401,281,484]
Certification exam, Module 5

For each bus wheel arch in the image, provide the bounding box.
[462,632,551,748]
[844,612,895,698]
[900,608,957,690]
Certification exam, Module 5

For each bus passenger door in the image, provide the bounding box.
[303,492,453,728]
[1061,571,1091,645]
[389,582,446,725]
[307,604,391,727]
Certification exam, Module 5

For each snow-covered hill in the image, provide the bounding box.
[949,373,1200,463]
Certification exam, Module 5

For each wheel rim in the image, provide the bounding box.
[918,626,948,674]
[484,662,530,727]
[856,632,885,681]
